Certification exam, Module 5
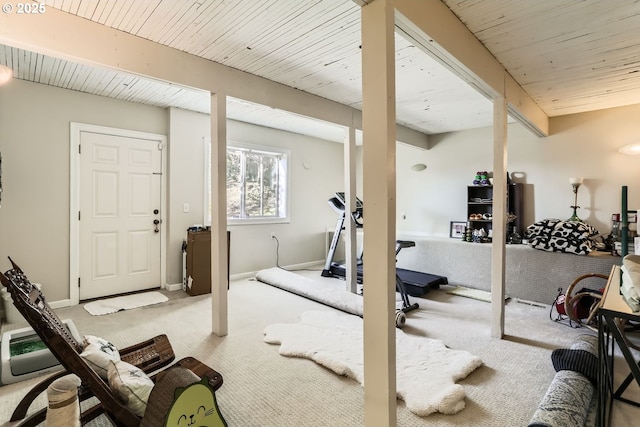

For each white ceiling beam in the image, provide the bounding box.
[0,7,428,148]
[393,0,549,137]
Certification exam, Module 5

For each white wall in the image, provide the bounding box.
[0,81,344,302]
[3,77,640,303]
[396,104,640,238]
[167,109,345,282]
[0,79,167,302]
[224,119,345,276]
[167,107,209,285]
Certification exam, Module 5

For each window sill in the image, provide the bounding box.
[226,217,291,226]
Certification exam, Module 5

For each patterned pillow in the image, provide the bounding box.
[80,335,120,379]
[108,360,154,417]
[527,219,599,255]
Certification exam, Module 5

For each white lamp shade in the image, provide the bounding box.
[569,177,583,185]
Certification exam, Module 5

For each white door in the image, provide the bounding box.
[79,131,162,300]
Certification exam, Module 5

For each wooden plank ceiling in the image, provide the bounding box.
[2,0,640,140]
[442,0,640,116]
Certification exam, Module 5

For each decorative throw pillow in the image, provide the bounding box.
[526,219,599,255]
[80,335,120,379]
[108,360,154,417]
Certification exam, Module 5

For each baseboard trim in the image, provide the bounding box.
[49,299,72,309]
[165,283,183,292]
[515,298,548,308]
[231,260,324,281]
[230,271,258,281]
[49,284,182,308]
[48,265,325,307]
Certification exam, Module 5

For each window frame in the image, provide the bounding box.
[205,139,291,226]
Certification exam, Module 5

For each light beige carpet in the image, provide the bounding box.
[2,276,638,427]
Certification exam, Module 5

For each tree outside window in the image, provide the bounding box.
[206,141,289,225]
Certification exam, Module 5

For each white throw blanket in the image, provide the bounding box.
[264,310,483,416]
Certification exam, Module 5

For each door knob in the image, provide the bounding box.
[153,219,161,233]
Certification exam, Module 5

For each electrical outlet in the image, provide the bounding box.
[270,232,276,239]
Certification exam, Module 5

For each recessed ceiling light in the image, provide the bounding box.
[619,144,640,155]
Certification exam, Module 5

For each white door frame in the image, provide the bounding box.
[70,122,167,305]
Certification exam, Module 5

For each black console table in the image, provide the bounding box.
[597,265,640,427]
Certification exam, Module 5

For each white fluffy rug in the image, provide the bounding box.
[264,310,484,416]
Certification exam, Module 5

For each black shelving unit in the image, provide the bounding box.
[466,183,524,240]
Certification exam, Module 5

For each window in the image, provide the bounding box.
[206,140,290,225]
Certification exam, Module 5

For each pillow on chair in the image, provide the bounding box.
[108,360,154,417]
[140,367,200,427]
[141,367,228,427]
[80,335,120,379]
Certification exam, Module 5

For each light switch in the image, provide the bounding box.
[183,203,190,213]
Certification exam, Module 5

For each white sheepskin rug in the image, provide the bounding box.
[264,310,483,416]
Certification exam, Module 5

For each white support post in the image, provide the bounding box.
[491,96,508,338]
[361,1,397,426]
[344,113,358,294]
[211,92,228,337]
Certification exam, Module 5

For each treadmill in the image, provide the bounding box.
[321,192,364,281]
[321,192,448,296]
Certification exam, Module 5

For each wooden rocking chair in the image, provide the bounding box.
[1,257,223,427]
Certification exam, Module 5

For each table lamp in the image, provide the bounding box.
[568,177,583,222]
